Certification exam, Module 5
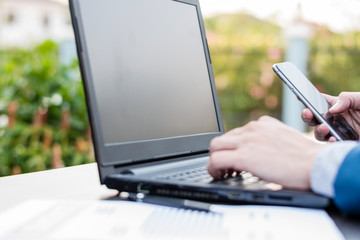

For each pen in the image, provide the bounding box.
[119,192,212,212]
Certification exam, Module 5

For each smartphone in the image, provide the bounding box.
[273,61,359,141]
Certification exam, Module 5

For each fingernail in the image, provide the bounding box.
[301,111,309,122]
[329,102,340,111]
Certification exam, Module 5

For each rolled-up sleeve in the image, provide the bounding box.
[310,141,358,198]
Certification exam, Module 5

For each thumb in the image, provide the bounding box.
[329,92,360,114]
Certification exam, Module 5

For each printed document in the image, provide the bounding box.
[0,199,344,240]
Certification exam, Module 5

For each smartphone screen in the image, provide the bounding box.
[273,62,359,141]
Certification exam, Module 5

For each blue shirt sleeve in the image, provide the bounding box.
[334,144,360,215]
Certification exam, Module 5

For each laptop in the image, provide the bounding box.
[69,0,329,208]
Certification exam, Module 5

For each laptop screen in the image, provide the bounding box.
[78,0,219,145]
[72,0,223,166]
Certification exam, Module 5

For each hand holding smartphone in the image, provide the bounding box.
[273,62,359,141]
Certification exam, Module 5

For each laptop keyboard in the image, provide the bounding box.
[155,166,260,185]
[156,166,214,183]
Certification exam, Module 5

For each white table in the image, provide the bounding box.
[0,163,117,213]
[1,163,359,239]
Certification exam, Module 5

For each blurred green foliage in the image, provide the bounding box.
[204,13,360,130]
[309,29,360,94]
[0,41,93,176]
[204,13,284,130]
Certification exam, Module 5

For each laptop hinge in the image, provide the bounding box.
[113,149,209,169]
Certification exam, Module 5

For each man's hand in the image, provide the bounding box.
[302,92,360,141]
[207,116,326,190]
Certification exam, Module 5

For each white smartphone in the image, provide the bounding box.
[273,61,359,141]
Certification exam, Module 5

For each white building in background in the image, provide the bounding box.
[0,0,73,48]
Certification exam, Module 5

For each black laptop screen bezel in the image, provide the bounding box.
[69,0,224,167]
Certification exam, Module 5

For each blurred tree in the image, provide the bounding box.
[205,13,284,130]
[309,28,360,95]
[205,13,360,131]
[0,41,93,176]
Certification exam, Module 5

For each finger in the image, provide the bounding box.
[314,124,330,141]
[301,108,319,126]
[328,136,337,142]
[322,93,338,106]
[257,116,284,126]
[207,151,244,179]
[226,118,268,136]
[226,127,244,136]
[209,136,241,153]
[258,115,277,122]
[329,92,360,114]
[329,99,347,114]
